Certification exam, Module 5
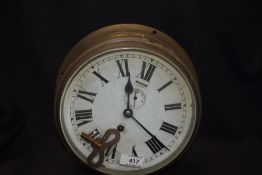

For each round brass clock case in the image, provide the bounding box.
[54,24,201,175]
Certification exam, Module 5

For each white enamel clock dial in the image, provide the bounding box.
[55,24,201,175]
[60,49,197,174]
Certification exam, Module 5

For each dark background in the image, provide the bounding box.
[1,0,262,174]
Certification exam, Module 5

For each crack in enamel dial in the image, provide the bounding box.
[58,49,198,175]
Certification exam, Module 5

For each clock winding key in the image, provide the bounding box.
[81,128,120,167]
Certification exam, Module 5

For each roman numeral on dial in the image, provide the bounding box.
[105,144,117,159]
[77,90,97,103]
[164,103,181,111]
[116,59,129,77]
[93,70,109,86]
[158,80,173,92]
[132,145,138,157]
[75,109,93,127]
[137,61,156,82]
[160,121,178,135]
[145,136,166,154]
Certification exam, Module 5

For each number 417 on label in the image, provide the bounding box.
[119,154,145,168]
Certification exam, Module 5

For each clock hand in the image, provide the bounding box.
[125,74,133,109]
[123,108,169,151]
[133,89,138,107]
[129,115,170,151]
[123,74,168,151]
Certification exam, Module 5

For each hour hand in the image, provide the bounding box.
[124,74,134,111]
[125,75,133,96]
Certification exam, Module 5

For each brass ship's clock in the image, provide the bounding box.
[54,24,201,175]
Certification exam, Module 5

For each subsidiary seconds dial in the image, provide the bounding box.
[55,24,201,175]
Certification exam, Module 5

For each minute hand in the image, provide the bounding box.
[130,115,170,151]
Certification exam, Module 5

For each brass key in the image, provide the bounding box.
[81,128,120,168]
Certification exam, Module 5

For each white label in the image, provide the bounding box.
[119,154,145,168]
